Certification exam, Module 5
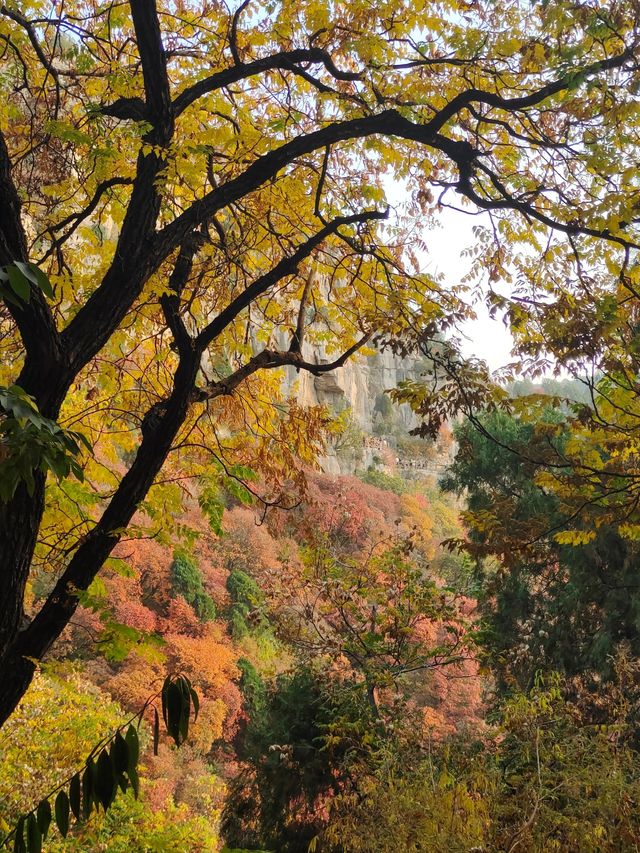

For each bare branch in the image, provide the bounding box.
[290,272,314,354]
[172,46,361,117]
[38,177,134,263]
[229,0,251,65]
[202,333,371,400]
[0,5,61,88]
[196,209,387,351]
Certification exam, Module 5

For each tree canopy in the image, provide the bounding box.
[2,0,640,732]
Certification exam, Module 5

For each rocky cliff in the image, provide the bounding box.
[283,345,420,432]
[281,343,450,476]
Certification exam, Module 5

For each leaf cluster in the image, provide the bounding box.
[3,674,198,852]
[442,409,640,690]
[0,385,90,501]
[170,553,216,623]
[0,263,52,308]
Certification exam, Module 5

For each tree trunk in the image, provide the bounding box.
[0,359,69,661]
[0,480,45,660]
[0,354,199,726]
[0,652,37,726]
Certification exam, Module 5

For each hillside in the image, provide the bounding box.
[4,1,640,850]
[0,341,477,850]
[283,344,455,477]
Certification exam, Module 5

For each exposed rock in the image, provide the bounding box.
[281,342,432,475]
[282,344,422,435]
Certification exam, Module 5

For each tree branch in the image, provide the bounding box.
[63,49,637,406]
[129,0,173,141]
[160,234,205,356]
[466,159,640,249]
[7,347,201,675]
[0,128,28,266]
[0,328,368,708]
[156,41,635,259]
[172,47,361,117]
[290,272,314,354]
[202,334,370,400]
[196,209,387,351]
[0,5,60,89]
[38,177,134,264]
[0,128,62,371]
[229,0,251,65]
[60,0,175,373]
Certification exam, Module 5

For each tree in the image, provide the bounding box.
[268,532,471,718]
[441,410,640,690]
[323,673,640,853]
[1,0,639,726]
[0,671,200,851]
[222,665,378,853]
[170,552,216,622]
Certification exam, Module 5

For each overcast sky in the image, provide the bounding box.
[383,175,515,371]
[421,207,515,371]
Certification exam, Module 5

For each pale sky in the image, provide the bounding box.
[421,207,515,371]
[383,175,515,372]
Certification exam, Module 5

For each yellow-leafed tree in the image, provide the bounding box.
[0,0,639,724]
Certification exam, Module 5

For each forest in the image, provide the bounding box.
[2,0,640,850]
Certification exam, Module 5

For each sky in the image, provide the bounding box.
[382,174,516,372]
[420,207,515,371]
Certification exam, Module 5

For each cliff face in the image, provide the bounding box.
[284,347,420,432]
[281,343,432,475]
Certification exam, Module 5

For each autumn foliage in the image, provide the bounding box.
[4,0,640,850]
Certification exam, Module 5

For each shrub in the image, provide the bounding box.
[170,553,216,623]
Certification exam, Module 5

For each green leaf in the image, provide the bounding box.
[125,724,139,769]
[13,817,26,853]
[177,676,192,742]
[104,557,135,578]
[0,282,22,307]
[0,384,91,503]
[6,266,31,303]
[165,680,184,745]
[111,731,129,775]
[127,765,140,799]
[36,799,51,840]
[54,791,70,838]
[161,676,171,728]
[26,814,41,853]
[74,430,93,453]
[198,486,224,535]
[82,762,94,819]
[189,686,200,722]
[94,748,115,811]
[69,773,81,821]
[15,262,54,298]
[224,477,254,505]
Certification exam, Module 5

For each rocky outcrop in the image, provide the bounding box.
[282,344,422,435]
[280,342,429,474]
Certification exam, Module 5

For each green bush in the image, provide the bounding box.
[358,466,407,495]
[227,569,267,638]
[170,552,216,622]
